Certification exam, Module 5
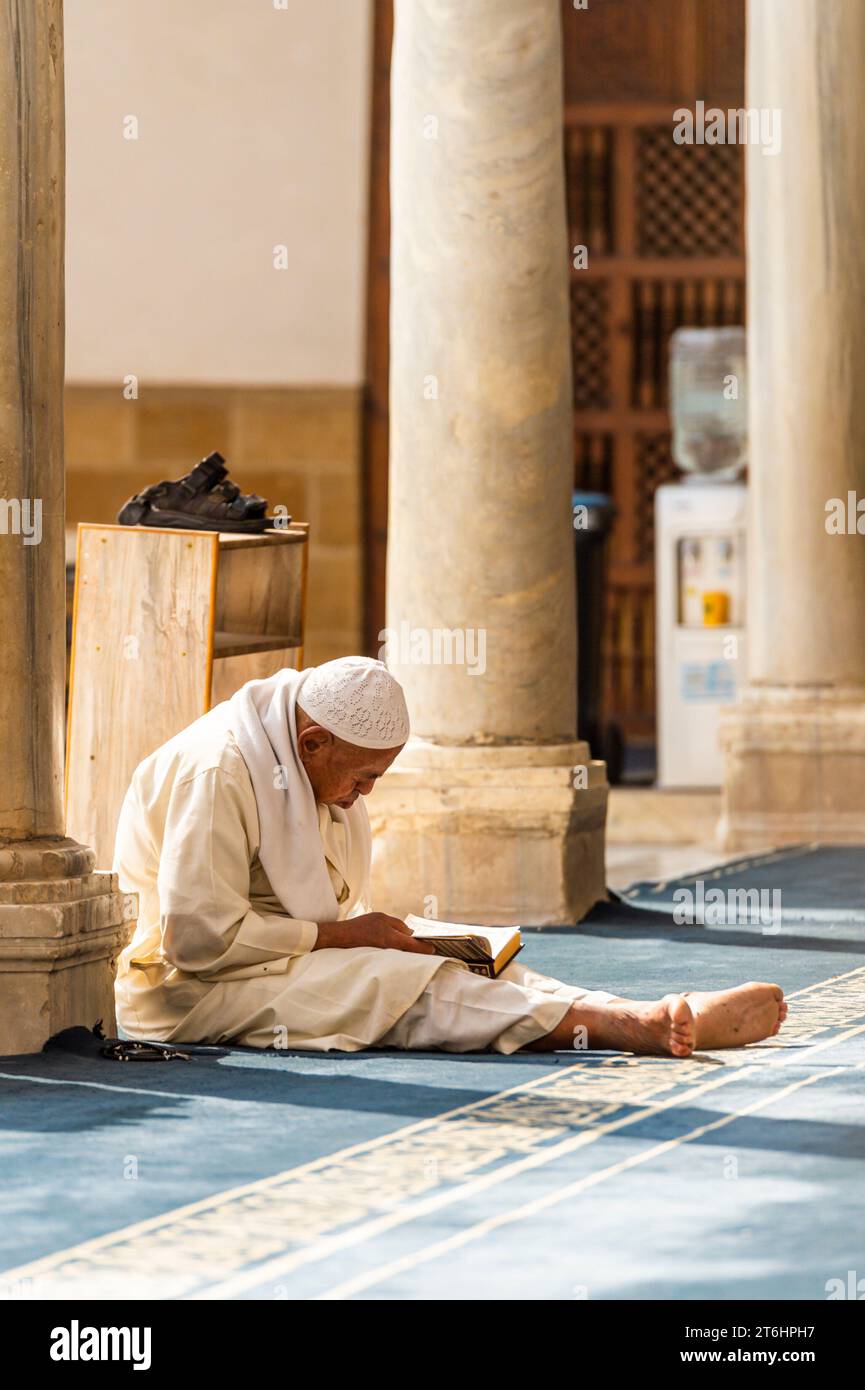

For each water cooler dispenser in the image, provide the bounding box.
[655,328,748,788]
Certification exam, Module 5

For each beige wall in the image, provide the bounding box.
[63,1,372,663]
[64,0,372,384]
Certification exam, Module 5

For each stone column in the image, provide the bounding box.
[720,0,865,846]
[369,0,607,925]
[0,1,134,1053]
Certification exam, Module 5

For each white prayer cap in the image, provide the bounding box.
[297,656,410,749]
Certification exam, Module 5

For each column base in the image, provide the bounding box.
[719,688,865,849]
[367,739,608,926]
[0,838,137,1055]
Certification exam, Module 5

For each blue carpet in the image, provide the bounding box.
[619,843,865,923]
[1,852,864,1301]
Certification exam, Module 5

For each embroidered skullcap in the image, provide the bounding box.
[297,656,410,749]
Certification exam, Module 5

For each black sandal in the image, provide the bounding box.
[99,1038,193,1062]
[118,452,280,533]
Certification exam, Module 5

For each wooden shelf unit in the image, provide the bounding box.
[65,522,308,869]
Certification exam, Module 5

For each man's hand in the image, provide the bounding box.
[313,913,436,954]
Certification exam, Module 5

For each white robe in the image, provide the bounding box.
[114,702,615,1053]
[114,702,448,1050]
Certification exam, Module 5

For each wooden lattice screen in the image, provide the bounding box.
[560,0,745,741]
[364,0,746,744]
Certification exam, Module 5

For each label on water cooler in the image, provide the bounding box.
[680,660,736,702]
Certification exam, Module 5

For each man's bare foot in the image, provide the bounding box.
[569,994,696,1057]
[526,983,785,1056]
[683,982,786,1049]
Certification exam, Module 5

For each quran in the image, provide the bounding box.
[405,914,523,978]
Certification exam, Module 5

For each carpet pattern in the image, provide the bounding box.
[1,849,864,1300]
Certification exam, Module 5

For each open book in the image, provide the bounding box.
[405,914,523,978]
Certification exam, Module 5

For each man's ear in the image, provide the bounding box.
[297,724,334,759]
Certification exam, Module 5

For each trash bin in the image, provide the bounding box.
[572,490,622,783]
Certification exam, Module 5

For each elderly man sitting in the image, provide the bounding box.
[115,657,786,1056]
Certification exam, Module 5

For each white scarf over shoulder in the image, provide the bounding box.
[229,658,410,924]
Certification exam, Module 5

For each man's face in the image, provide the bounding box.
[296,718,403,808]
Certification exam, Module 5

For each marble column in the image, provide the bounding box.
[720,0,865,846]
[0,1,134,1053]
[369,0,608,925]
